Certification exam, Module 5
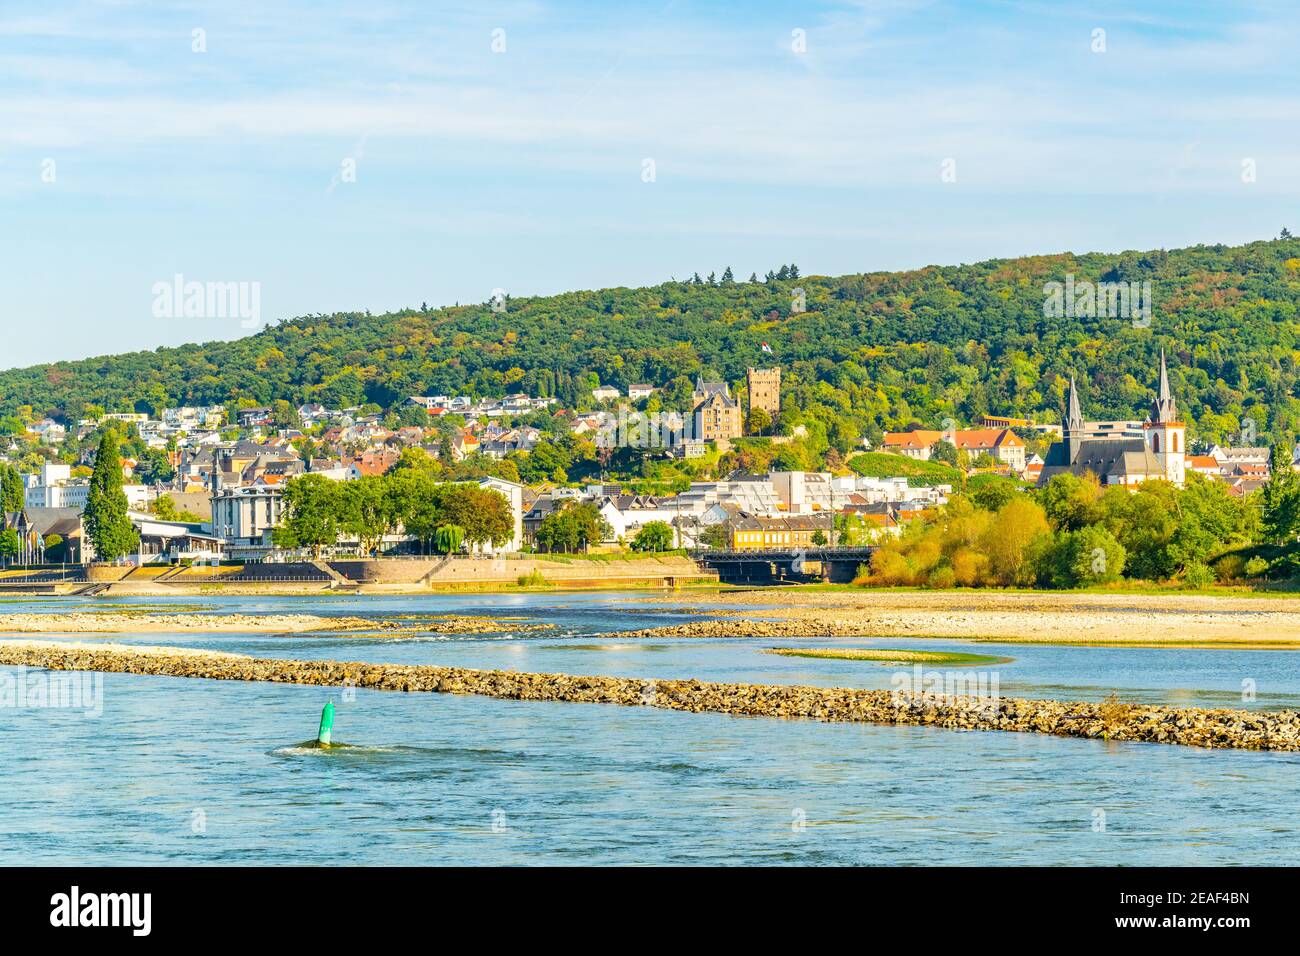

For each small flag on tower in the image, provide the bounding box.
[760,342,773,354]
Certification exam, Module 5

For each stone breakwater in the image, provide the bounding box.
[612,620,864,639]
[2,641,1298,751]
[0,612,551,636]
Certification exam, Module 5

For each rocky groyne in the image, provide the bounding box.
[0,611,552,635]
[2,641,1297,751]
[611,620,866,639]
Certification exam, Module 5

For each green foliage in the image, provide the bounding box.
[1182,561,1215,589]
[929,439,959,466]
[746,407,772,435]
[631,520,674,552]
[863,472,1256,589]
[277,472,514,554]
[535,502,609,553]
[336,475,397,554]
[42,533,64,562]
[968,473,1019,511]
[83,430,138,561]
[150,494,203,523]
[7,239,1300,466]
[1051,525,1126,587]
[1261,444,1300,544]
[433,524,466,554]
[846,452,962,486]
[0,528,20,558]
[0,463,24,512]
[274,473,341,555]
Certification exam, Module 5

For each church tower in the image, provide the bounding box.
[1144,349,1185,485]
[1064,377,1084,464]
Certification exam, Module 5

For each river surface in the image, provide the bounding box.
[2,592,1298,865]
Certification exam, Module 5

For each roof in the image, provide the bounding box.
[883,430,942,449]
[953,428,1023,450]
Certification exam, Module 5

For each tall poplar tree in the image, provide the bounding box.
[83,430,138,561]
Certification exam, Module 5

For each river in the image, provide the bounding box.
[2,592,1297,865]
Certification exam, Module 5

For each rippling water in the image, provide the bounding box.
[2,592,1299,865]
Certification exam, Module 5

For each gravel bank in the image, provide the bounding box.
[652,590,1300,646]
[2,641,1297,751]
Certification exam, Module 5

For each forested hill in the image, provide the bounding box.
[5,237,1300,450]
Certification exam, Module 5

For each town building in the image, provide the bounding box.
[209,485,284,556]
[691,378,743,441]
[1037,351,1186,488]
[952,428,1026,471]
[727,514,832,550]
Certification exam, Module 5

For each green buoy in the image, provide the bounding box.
[317,701,335,746]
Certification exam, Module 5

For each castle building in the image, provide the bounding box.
[1037,350,1186,488]
[746,367,781,421]
[691,377,743,441]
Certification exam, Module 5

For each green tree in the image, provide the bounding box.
[1261,444,1300,544]
[83,430,139,561]
[43,533,64,562]
[0,528,20,559]
[435,484,514,551]
[274,474,341,556]
[433,524,465,554]
[0,464,24,512]
[1039,472,1101,532]
[535,502,608,553]
[150,494,203,523]
[929,439,959,467]
[1053,525,1126,587]
[631,521,674,552]
[337,475,396,555]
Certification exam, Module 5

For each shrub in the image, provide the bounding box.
[1182,561,1215,589]
[927,565,957,589]
[1213,553,1247,582]
[1245,556,1270,579]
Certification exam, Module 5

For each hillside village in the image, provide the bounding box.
[0,349,1285,574]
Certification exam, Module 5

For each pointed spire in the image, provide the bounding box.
[1151,349,1177,423]
[1066,377,1084,433]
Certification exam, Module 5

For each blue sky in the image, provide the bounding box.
[2,0,1297,367]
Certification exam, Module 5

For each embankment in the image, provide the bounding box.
[2,555,716,595]
[3,641,1297,751]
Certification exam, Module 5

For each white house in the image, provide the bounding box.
[476,477,524,553]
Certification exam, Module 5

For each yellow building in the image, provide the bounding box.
[728,514,831,550]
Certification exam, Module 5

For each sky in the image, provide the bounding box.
[2,0,1298,367]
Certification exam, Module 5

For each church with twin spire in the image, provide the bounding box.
[1036,350,1186,488]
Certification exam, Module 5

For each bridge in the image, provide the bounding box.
[693,547,876,584]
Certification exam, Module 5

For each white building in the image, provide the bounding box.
[672,476,781,516]
[476,477,524,553]
[23,464,87,510]
[210,486,284,553]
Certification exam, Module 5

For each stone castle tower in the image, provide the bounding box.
[746,367,781,420]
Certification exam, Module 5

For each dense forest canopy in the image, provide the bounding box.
[5,237,1300,452]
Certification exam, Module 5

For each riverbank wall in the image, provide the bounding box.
[2,642,1296,751]
[0,554,716,595]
